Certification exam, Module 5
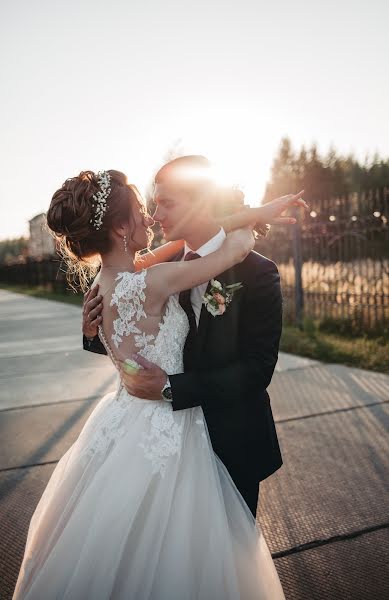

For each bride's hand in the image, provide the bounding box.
[254,190,308,225]
[223,228,255,263]
[220,191,308,235]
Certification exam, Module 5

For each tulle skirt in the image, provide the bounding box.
[13,387,285,599]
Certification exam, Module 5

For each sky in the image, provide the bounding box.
[1,0,388,240]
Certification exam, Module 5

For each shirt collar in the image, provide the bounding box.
[184,227,226,258]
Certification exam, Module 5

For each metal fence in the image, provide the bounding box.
[258,187,389,331]
[0,258,69,294]
[1,188,388,332]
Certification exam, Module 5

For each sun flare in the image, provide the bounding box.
[171,111,275,207]
[209,161,267,207]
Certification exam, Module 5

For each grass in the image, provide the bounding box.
[1,283,388,374]
[0,284,83,306]
[281,322,389,374]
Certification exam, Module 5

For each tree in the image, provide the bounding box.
[0,237,29,265]
[263,137,389,208]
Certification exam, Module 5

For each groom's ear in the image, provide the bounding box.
[189,180,217,206]
[213,187,245,218]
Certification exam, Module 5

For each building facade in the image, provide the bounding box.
[28,213,55,258]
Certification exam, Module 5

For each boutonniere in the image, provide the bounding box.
[202,279,243,317]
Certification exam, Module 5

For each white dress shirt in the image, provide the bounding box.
[183,227,226,326]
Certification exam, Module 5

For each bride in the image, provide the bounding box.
[13,169,304,599]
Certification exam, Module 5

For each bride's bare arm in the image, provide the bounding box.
[147,229,254,301]
[221,190,307,231]
[134,191,307,270]
[134,240,184,270]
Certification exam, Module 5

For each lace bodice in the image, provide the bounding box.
[83,270,202,477]
[101,270,189,376]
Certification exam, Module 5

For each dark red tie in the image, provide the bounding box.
[179,252,200,358]
[184,251,201,263]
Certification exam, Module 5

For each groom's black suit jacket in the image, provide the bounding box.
[83,250,283,484]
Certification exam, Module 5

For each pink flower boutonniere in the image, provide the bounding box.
[202,279,243,317]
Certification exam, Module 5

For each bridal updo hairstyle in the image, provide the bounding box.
[47,170,144,291]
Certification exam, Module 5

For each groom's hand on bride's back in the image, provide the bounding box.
[83,286,103,339]
[119,354,168,401]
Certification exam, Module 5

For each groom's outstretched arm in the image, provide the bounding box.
[169,261,282,412]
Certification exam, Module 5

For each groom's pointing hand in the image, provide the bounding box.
[119,354,168,401]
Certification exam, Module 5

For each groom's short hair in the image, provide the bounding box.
[154,155,213,188]
[154,155,244,214]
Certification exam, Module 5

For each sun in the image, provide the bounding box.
[207,160,268,207]
[148,104,277,207]
[173,116,274,207]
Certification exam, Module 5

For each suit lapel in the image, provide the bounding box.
[196,280,213,346]
[195,265,240,353]
[169,248,242,354]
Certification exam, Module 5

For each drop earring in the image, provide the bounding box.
[123,235,128,253]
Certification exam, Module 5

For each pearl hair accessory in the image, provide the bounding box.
[90,171,112,230]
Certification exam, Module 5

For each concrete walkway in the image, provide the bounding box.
[0,290,388,599]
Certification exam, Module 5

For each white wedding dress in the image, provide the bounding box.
[13,270,285,600]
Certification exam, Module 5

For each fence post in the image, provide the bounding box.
[292,207,304,329]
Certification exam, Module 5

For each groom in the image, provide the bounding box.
[83,155,283,517]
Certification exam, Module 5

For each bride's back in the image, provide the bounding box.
[94,268,189,375]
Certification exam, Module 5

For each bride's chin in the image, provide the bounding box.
[133,232,154,252]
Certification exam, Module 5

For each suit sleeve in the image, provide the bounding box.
[169,262,282,412]
[83,335,108,355]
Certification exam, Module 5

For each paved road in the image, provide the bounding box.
[0,290,388,599]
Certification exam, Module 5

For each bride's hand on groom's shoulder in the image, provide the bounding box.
[119,354,168,401]
[224,229,255,262]
[83,286,103,338]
